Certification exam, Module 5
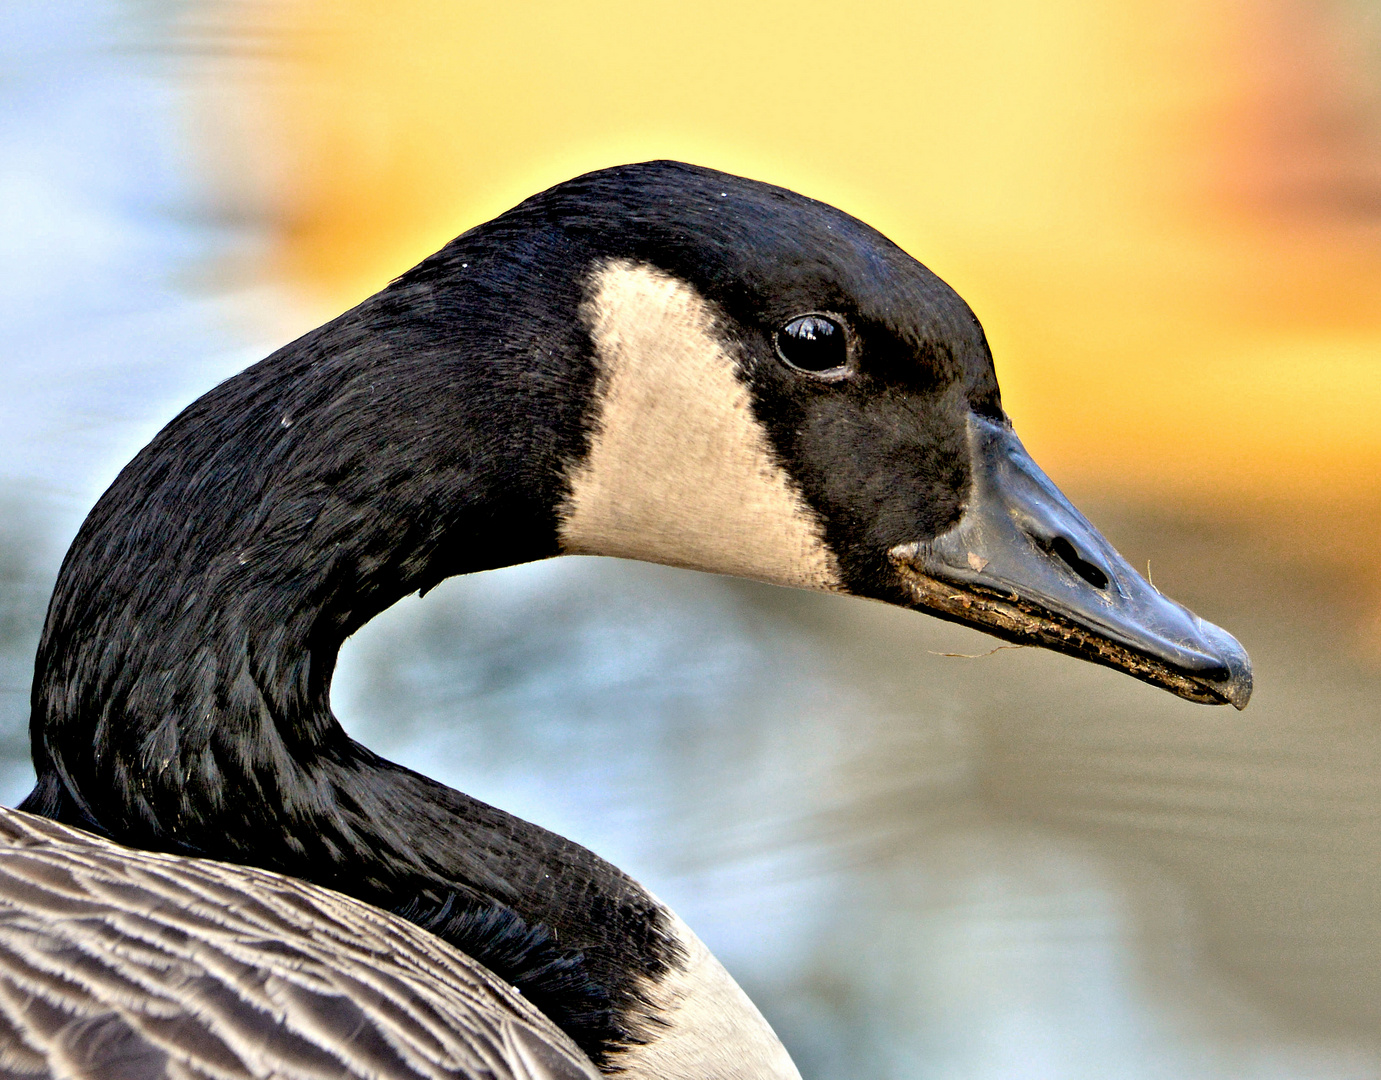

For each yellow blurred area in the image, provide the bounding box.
[195,0,1381,509]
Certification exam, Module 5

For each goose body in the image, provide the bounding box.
[0,810,598,1079]
[5,161,1250,1078]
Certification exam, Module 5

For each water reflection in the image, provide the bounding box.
[0,495,49,802]
[4,2,1381,1075]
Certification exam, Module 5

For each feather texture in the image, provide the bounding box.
[0,808,599,1080]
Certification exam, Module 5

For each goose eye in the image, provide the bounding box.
[775,315,849,375]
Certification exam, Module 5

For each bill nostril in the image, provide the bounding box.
[1046,535,1110,590]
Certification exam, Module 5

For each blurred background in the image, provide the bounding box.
[3,0,1381,1075]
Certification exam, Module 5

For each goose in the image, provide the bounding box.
[1,160,1251,1079]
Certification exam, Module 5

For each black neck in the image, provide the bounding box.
[22,244,678,1063]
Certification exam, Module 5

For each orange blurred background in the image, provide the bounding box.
[188,0,1381,582]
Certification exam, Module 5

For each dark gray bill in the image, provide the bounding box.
[890,415,1252,709]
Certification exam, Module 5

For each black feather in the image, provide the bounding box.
[393,892,615,1061]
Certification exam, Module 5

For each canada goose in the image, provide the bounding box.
[4,161,1250,1079]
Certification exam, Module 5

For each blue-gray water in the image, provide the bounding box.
[3,4,1380,1075]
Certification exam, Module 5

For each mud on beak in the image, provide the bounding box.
[890,416,1252,709]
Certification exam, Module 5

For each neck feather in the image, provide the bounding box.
[22,258,685,1063]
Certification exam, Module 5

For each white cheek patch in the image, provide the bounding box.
[559,260,841,592]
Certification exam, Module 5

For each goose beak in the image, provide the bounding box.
[889,415,1252,709]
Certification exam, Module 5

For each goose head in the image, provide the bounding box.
[543,162,1250,707]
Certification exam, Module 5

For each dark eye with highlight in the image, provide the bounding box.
[775,315,849,376]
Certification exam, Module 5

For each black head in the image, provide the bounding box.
[456,161,1250,708]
